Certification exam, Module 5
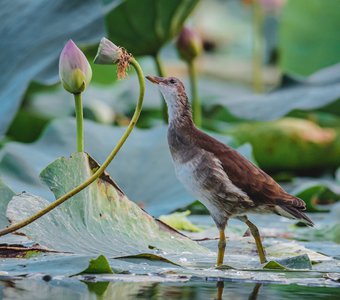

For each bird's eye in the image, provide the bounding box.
[169,79,176,84]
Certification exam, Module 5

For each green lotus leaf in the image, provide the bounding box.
[159,211,202,233]
[0,0,122,135]
[263,254,312,270]
[76,255,114,275]
[6,152,212,265]
[0,179,15,227]
[106,0,199,56]
[227,118,340,171]
[279,0,340,75]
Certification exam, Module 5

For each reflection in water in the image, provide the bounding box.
[216,281,224,300]
[215,281,262,300]
[248,283,262,300]
[0,279,339,299]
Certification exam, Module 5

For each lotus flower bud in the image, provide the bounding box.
[94,37,123,65]
[176,26,203,63]
[259,0,285,12]
[59,40,92,94]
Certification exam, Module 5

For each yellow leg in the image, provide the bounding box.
[216,229,226,267]
[245,220,267,264]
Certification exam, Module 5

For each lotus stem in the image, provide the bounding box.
[188,60,201,127]
[252,0,264,93]
[74,93,84,152]
[0,57,145,237]
[153,53,168,123]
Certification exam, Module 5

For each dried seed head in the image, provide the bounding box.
[94,37,131,79]
[94,37,123,65]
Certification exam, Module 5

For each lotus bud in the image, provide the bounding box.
[176,26,203,63]
[59,40,92,94]
[94,37,131,79]
[94,37,123,65]
[259,0,285,12]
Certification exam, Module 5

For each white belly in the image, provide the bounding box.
[174,158,203,198]
[172,152,253,217]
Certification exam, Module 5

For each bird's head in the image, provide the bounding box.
[146,76,190,122]
[146,76,185,100]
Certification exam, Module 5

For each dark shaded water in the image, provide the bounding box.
[0,279,339,300]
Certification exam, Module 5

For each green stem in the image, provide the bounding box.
[188,60,201,127]
[252,0,264,93]
[0,58,145,237]
[153,53,168,123]
[74,93,84,152]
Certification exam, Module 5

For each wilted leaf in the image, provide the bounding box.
[6,152,212,264]
[0,244,56,259]
[106,0,199,56]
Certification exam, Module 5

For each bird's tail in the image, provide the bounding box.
[276,205,314,227]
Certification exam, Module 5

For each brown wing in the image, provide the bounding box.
[193,129,306,209]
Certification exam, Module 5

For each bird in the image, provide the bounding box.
[146,75,314,267]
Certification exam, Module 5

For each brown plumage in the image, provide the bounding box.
[194,128,312,225]
[146,75,313,266]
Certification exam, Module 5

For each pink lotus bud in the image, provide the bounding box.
[259,0,285,12]
[94,37,123,65]
[176,26,203,63]
[59,40,92,94]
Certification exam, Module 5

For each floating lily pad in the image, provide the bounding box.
[76,255,114,275]
[6,152,212,265]
[264,254,312,270]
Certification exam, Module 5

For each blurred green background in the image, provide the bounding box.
[1,0,339,213]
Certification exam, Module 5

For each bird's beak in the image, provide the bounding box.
[146,75,164,84]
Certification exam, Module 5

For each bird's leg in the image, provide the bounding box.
[216,229,226,266]
[246,219,267,263]
[238,216,267,263]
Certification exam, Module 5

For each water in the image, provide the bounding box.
[0,279,339,300]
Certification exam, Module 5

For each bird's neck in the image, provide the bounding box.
[166,93,194,129]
